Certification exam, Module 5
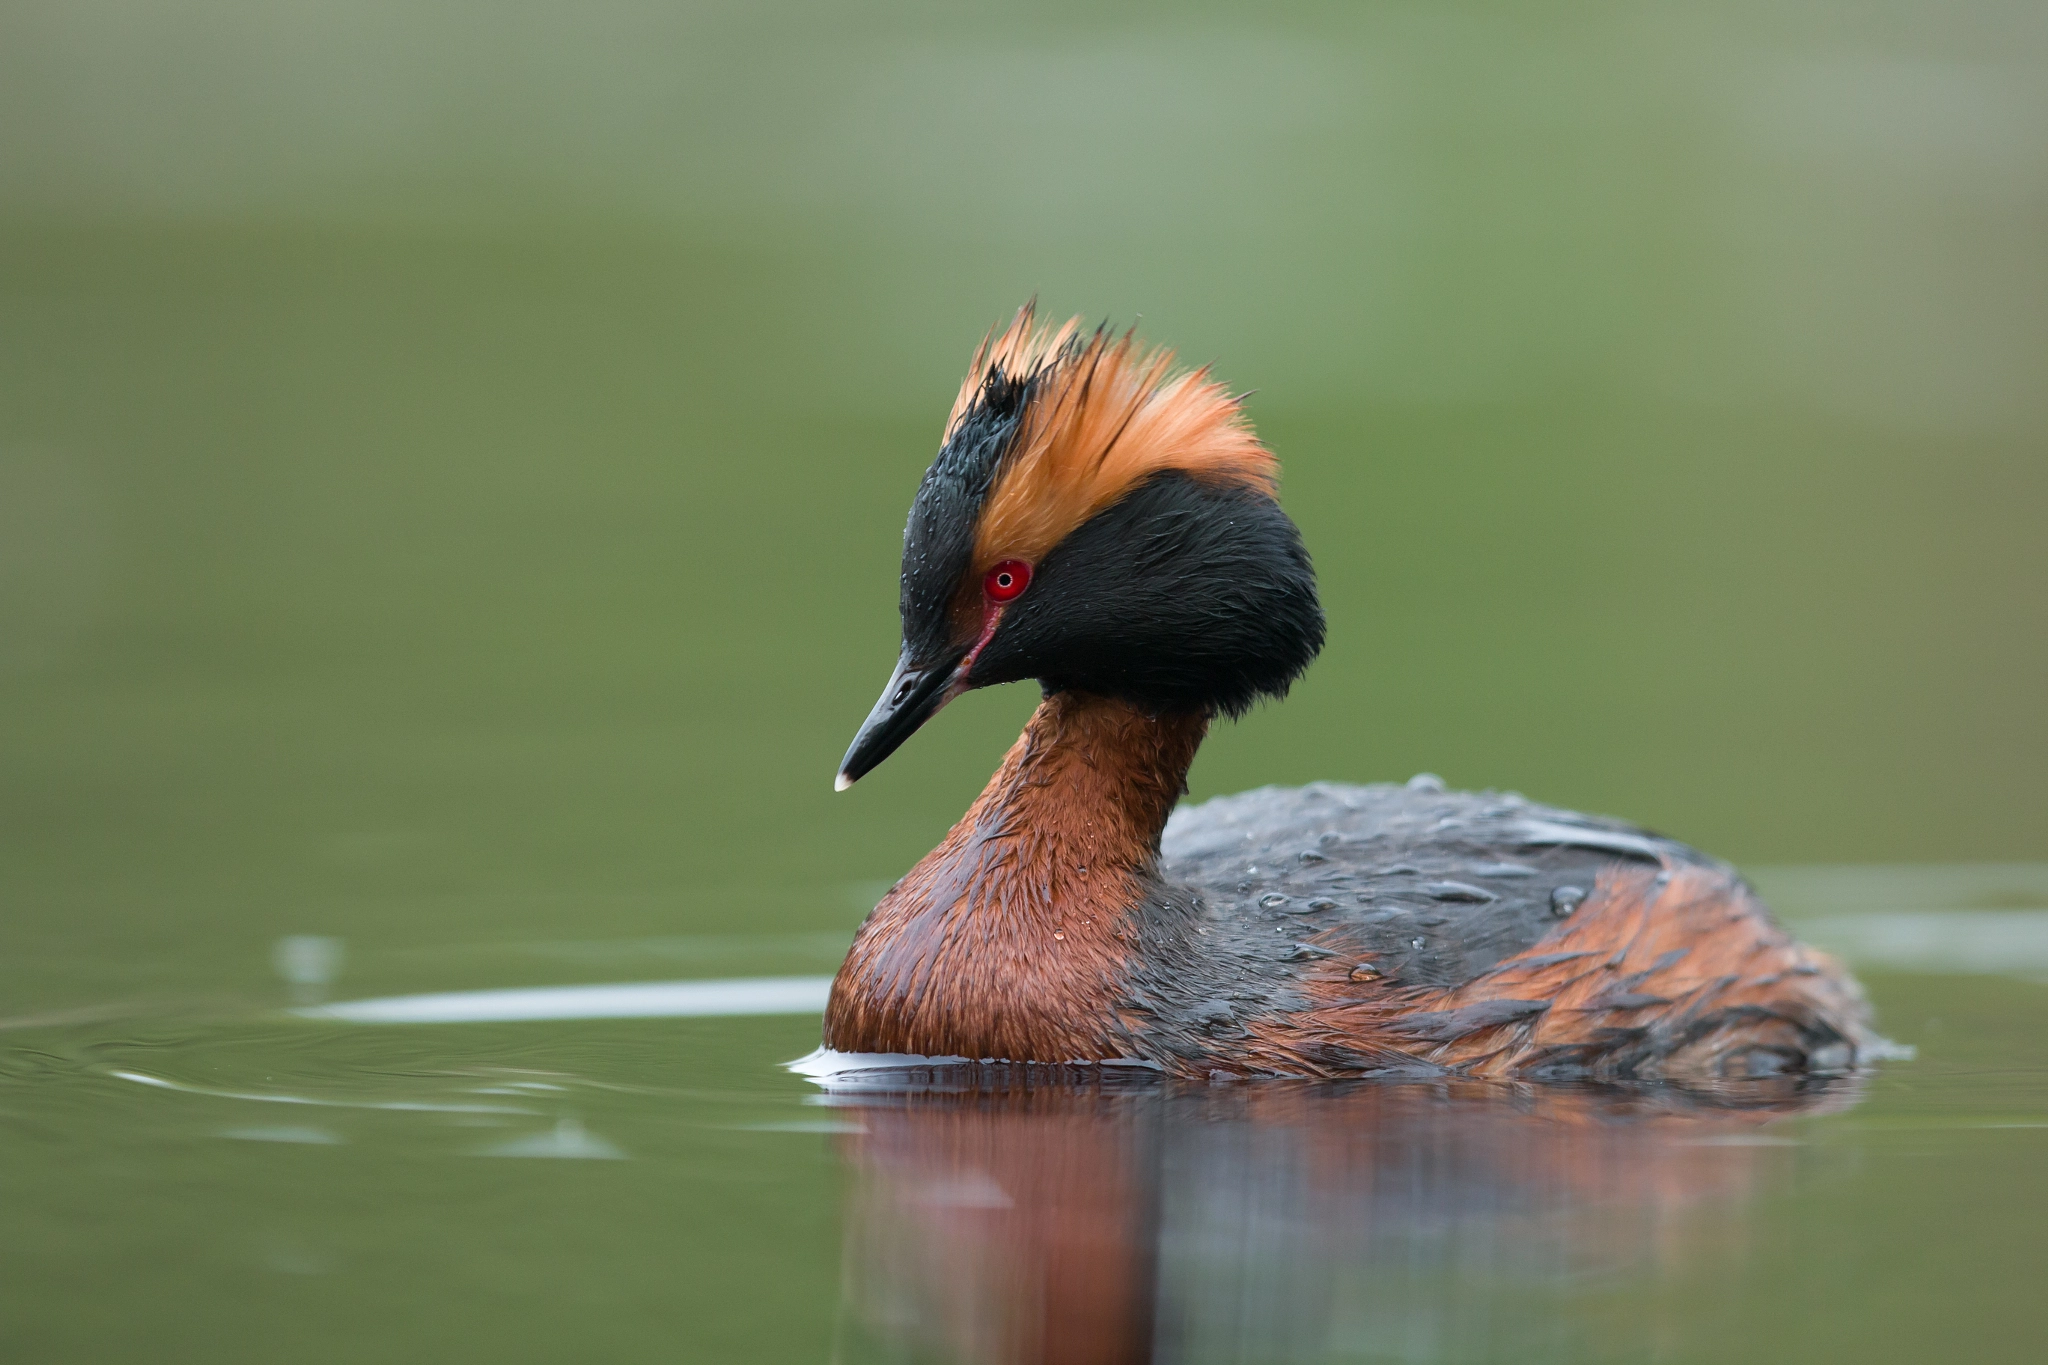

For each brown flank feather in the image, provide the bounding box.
[1230,863,1867,1081]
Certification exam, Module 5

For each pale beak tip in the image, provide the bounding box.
[834,771,856,793]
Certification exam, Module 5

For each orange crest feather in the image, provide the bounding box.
[954,304,1279,574]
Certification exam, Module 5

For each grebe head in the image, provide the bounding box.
[836,303,1324,789]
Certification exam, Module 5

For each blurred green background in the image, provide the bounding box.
[2,0,2044,984]
[3,6,2046,1365]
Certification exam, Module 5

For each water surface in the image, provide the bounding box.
[5,866,2046,1363]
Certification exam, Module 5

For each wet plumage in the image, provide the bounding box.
[826,304,1877,1080]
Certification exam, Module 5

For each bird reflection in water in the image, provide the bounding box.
[822,1068,1858,1365]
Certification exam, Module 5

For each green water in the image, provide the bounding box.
[2,3,2045,1361]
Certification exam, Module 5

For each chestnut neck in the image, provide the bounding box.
[825,691,1207,1060]
[986,689,1206,870]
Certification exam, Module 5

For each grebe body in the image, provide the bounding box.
[827,306,1873,1081]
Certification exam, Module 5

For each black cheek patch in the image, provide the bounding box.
[968,470,1324,715]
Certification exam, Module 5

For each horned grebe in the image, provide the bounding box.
[827,305,1873,1081]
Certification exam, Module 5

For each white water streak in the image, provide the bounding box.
[294,975,834,1025]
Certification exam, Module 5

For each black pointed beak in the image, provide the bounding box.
[836,647,967,790]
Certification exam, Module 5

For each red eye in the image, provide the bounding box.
[984,560,1032,602]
